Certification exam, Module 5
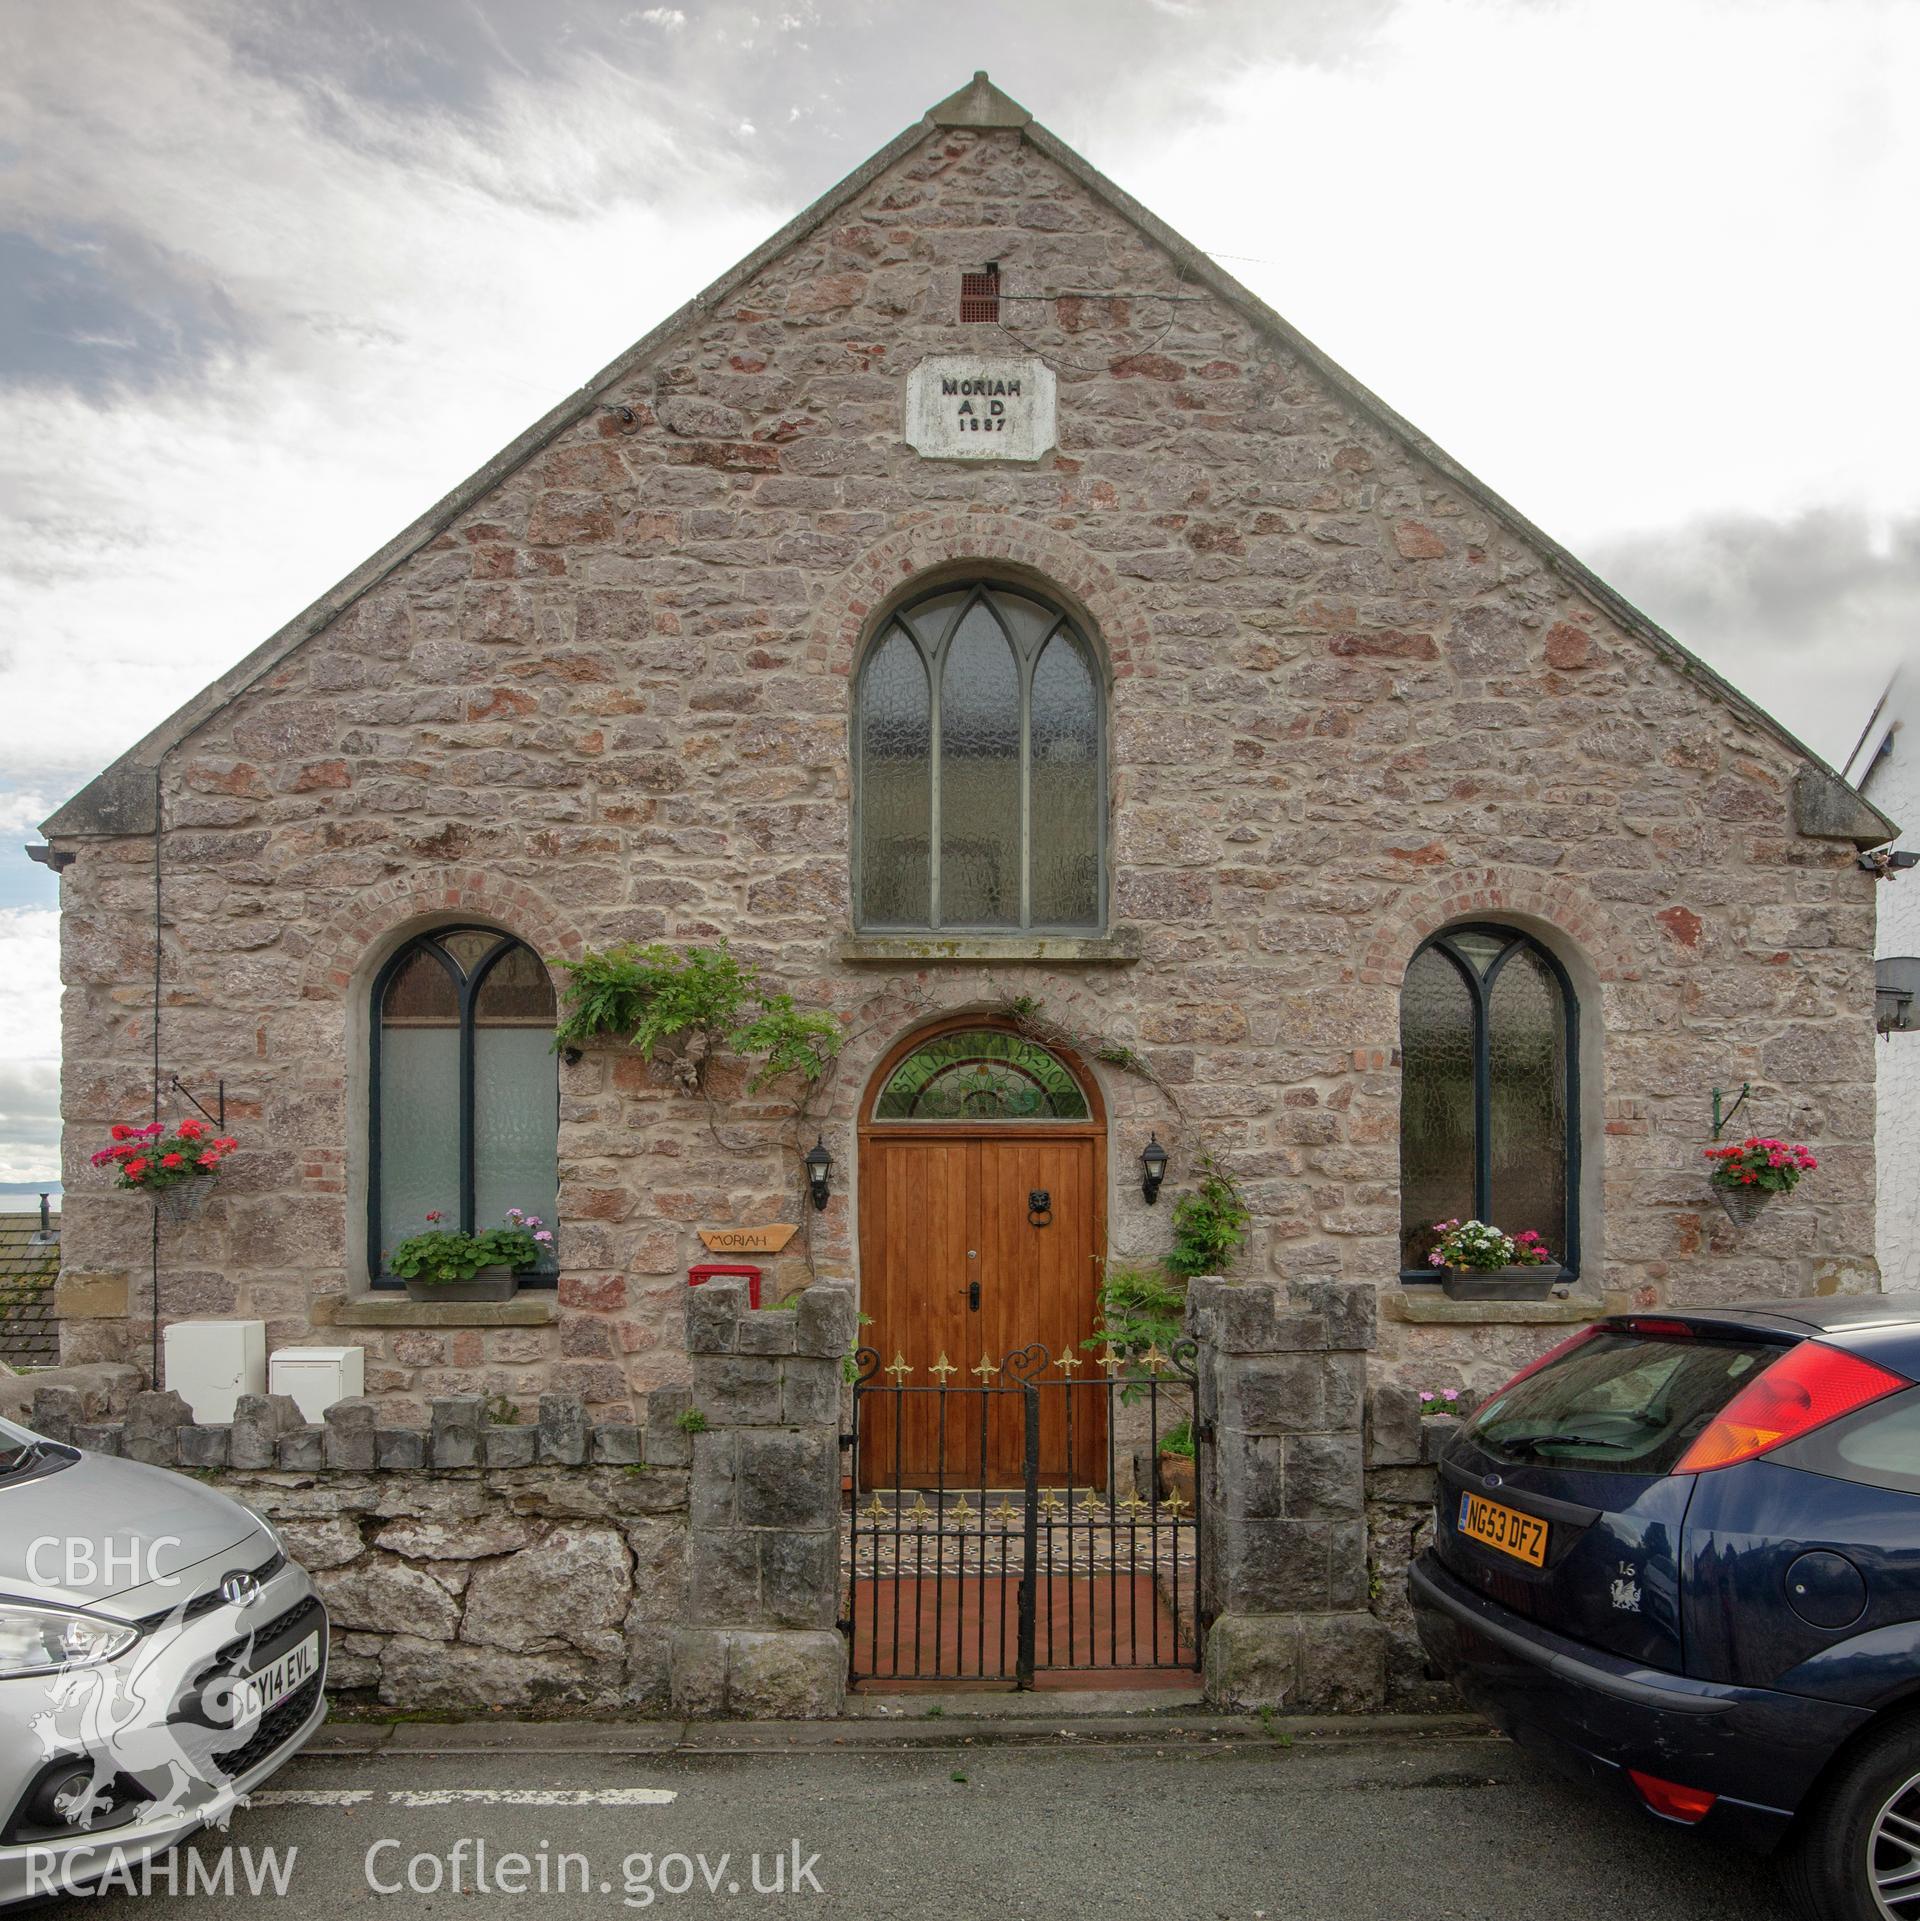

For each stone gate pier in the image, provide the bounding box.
[1187,1275,1387,1713]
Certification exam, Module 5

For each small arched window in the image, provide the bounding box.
[855,581,1104,932]
[1400,924,1580,1279]
[370,928,559,1285]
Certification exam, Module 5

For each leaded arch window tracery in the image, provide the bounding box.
[1399,923,1581,1279]
[369,926,559,1285]
[871,1028,1092,1122]
[855,582,1105,932]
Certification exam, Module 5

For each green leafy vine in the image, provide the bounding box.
[552,940,841,1094]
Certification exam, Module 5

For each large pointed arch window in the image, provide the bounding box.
[855,582,1105,931]
[1399,924,1581,1280]
[370,927,559,1286]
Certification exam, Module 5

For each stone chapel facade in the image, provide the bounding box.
[41,78,1895,1565]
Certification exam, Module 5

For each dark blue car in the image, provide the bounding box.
[1411,1295,1920,1921]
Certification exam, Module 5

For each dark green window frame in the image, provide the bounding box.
[368,926,559,1289]
[1398,923,1581,1284]
[852,579,1107,933]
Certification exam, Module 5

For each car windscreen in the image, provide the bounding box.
[0,1416,73,1485]
[1467,1328,1789,1474]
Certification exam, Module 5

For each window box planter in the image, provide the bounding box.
[405,1264,517,1304]
[1441,1264,1563,1303]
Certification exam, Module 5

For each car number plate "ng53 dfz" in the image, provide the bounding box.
[1458,1492,1548,1567]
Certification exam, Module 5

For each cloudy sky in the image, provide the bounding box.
[1,0,1916,1189]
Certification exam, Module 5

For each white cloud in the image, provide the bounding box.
[0,1,780,795]
[1130,0,1920,550]
[638,7,687,26]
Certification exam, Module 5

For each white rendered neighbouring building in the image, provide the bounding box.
[1847,667,1920,1288]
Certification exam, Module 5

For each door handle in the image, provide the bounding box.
[968,1279,981,1311]
[1028,1189,1053,1228]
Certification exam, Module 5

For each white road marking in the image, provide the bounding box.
[249,1790,377,1807]
[383,1788,679,1808]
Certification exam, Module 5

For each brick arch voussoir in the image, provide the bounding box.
[301,868,588,1001]
[1360,868,1639,989]
[809,518,1156,683]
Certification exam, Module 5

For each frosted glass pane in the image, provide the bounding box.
[382,946,458,1022]
[1029,633,1099,926]
[474,941,556,1024]
[1449,930,1508,979]
[858,627,931,926]
[901,590,967,650]
[441,930,500,974]
[939,602,1020,926]
[1488,946,1568,1261]
[1400,948,1475,1269]
[475,1027,559,1242]
[377,1028,460,1259]
[993,590,1059,654]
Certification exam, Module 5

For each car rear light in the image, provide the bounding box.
[1674,1340,1909,1473]
[1623,1318,1695,1339]
[1628,1770,1717,1824]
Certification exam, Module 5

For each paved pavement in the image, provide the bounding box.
[37,1709,1797,1919]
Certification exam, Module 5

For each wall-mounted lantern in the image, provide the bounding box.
[1140,1134,1169,1206]
[804,1137,834,1212]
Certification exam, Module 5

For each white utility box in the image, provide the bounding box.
[164,1319,266,1424]
[268,1345,365,1422]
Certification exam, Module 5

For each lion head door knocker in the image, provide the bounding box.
[1028,1189,1053,1228]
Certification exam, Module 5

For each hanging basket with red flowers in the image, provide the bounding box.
[1703,1136,1816,1227]
[91,1119,239,1220]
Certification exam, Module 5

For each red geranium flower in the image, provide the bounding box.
[160,1152,184,1169]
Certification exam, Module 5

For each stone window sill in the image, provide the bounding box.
[1386,1285,1605,1327]
[836,930,1140,965]
[315,1294,559,1330]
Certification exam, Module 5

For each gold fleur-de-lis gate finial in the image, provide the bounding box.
[927,1352,958,1383]
[972,1351,998,1383]
[883,1352,913,1383]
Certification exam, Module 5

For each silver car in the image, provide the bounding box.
[0,1412,326,1905]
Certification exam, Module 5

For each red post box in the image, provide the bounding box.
[688,1262,762,1310]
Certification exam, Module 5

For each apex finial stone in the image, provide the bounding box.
[928,71,1032,130]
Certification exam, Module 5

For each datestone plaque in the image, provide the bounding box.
[906,356,1057,462]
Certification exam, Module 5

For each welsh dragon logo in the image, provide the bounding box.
[26,1596,261,1832]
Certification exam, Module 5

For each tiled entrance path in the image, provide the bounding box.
[843,1493,1201,1690]
[848,1572,1196,1690]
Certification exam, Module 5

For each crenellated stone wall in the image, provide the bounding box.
[20,1281,855,1716]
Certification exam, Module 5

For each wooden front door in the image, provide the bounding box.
[858,1022,1106,1489]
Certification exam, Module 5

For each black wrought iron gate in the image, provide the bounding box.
[842,1340,1205,1687]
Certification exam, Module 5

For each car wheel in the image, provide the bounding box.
[1784,1718,1920,1921]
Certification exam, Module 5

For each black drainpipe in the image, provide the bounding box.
[150,766,163,1385]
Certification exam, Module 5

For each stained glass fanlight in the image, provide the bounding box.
[873,1028,1091,1122]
